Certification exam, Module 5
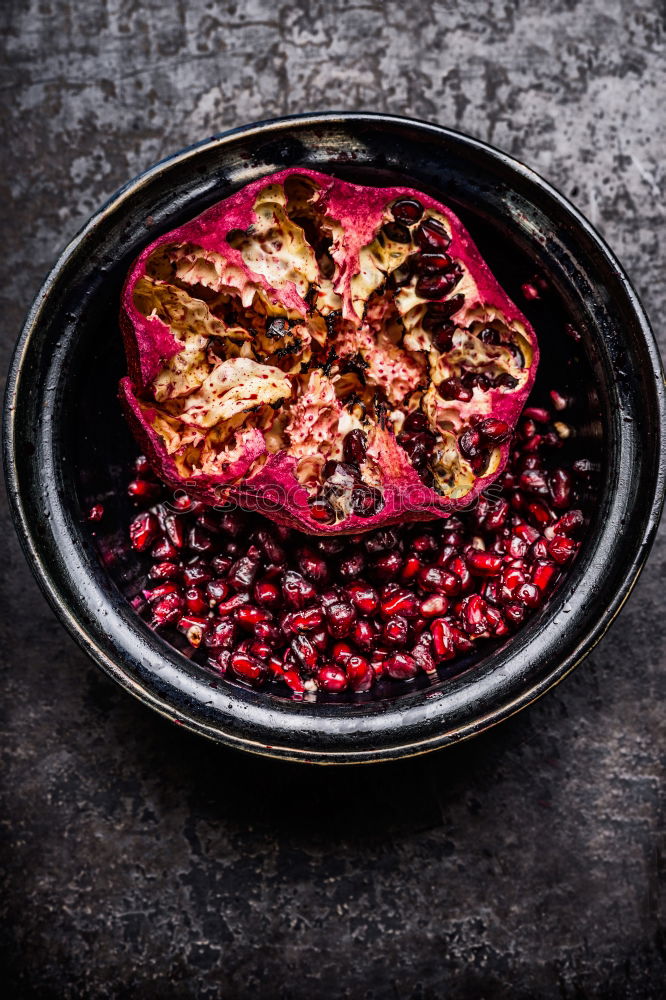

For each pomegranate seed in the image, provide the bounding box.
[380,589,419,618]
[185,586,207,614]
[129,512,158,551]
[364,528,400,554]
[381,615,409,647]
[325,601,356,638]
[338,552,366,580]
[401,555,422,581]
[526,500,554,528]
[412,634,436,673]
[416,217,451,252]
[549,389,569,411]
[254,621,280,643]
[217,592,251,615]
[254,580,281,609]
[255,528,285,564]
[554,509,584,536]
[352,619,376,650]
[343,429,367,464]
[87,503,104,522]
[297,547,330,585]
[143,582,179,604]
[288,607,324,632]
[206,579,230,604]
[548,535,577,564]
[151,591,184,625]
[520,469,549,495]
[515,582,542,608]
[282,570,317,609]
[477,418,511,443]
[371,552,404,580]
[151,536,178,560]
[211,555,232,575]
[127,478,160,502]
[134,455,152,476]
[549,468,573,509]
[347,583,380,615]
[532,561,558,591]
[430,618,456,660]
[229,555,260,591]
[310,628,329,651]
[204,620,236,649]
[384,653,418,680]
[248,639,272,660]
[504,603,525,624]
[420,594,449,617]
[332,641,354,665]
[317,665,347,692]
[447,556,472,592]
[346,654,373,691]
[291,635,319,673]
[467,551,503,576]
[235,605,270,629]
[177,615,208,647]
[392,197,424,224]
[410,533,436,556]
[461,594,488,636]
[146,561,179,583]
[230,651,265,683]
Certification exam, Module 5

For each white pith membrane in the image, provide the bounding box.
[130,176,533,524]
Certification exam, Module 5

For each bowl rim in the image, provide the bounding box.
[4,111,666,764]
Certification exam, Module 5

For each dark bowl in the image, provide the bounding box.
[4,113,665,763]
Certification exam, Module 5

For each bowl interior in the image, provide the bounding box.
[7,115,663,760]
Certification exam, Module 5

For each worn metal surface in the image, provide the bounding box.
[0,1,664,997]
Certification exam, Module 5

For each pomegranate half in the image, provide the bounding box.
[119,169,538,533]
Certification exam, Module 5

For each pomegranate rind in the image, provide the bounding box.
[119,168,539,534]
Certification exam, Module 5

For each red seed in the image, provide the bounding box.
[230,651,266,683]
[206,579,230,604]
[127,478,161,502]
[282,571,317,609]
[164,514,186,549]
[317,665,348,692]
[143,582,179,604]
[346,583,380,615]
[235,605,270,629]
[548,535,577,564]
[477,418,511,443]
[332,641,354,665]
[515,582,542,608]
[420,594,449,618]
[151,536,178,560]
[182,561,213,586]
[346,654,373,692]
[254,580,281,609]
[430,618,456,660]
[371,551,404,580]
[325,601,356,638]
[460,594,488,636]
[87,504,105,522]
[384,653,418,680]
[381,615,410,648]
[177,615,208,647]
[148,561,182,582]
[291,635,319,673]
[151,591,184,625]
[352,619,376,651]
[467,551,503,576]
[129,512,158,551]
[532,561,558,591]
[380,589,419,619]
[549,468,573,509]
[185,586,207,614]
[204,619,236,649]
[288,606,325,632]
[554,509,584,536]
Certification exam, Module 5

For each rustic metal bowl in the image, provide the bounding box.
[4,113,665,762]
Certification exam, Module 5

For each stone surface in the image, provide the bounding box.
[1,1,664,997]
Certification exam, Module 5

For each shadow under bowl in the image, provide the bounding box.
[4,113,665,763]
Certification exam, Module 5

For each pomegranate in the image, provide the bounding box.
[119,169,538,534]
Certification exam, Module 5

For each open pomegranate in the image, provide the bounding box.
[119,169,538,533]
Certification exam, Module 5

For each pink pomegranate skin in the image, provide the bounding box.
[119,169,539,534]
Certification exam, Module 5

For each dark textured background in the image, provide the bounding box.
[1,1,665,997]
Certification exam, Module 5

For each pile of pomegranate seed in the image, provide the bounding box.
[116,400,590,699]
